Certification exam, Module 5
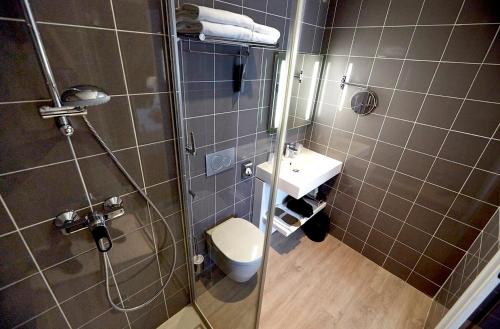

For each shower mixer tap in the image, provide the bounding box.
[54,196,124,252]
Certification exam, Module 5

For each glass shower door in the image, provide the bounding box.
[167,0,306,328]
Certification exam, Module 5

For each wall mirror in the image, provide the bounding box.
[269,52,325,132]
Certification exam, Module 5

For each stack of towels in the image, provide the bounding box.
[176,4,281,45]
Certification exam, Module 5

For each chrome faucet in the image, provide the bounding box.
[284,142,299,158]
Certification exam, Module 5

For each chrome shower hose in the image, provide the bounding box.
[82,115,177,313]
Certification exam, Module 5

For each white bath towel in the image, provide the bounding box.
[176,4,254,30]
[177,20,253,41]
[176,4,280,44]
[176,20,279,45]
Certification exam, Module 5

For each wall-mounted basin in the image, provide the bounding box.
[256,148,342,199]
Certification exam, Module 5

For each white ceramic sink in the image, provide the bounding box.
[256,148,342,199]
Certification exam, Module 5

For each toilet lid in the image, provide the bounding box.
[211,217,264,263]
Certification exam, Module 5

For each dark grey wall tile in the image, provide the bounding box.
[186,116,215,147]
[468,65,500,103]
[328,28,355,55]
[398,149,434,180]
[367,229,393,253]
[436,217,480,250]
[448,194,497,229]
[381,193,412,219]
[0,102,72,174]
[389,241,420,269]
[357,0,390,26]
[407,124,447,156]
[61,283,127,329]
[387,90,425,121]
[131,93,174,145]
[113,0,162,32]
[407,26,452,61]
[388,173,423,202]
[0,274,57,328]
[427,158,471,192]
[80,149,142,203]
[385,0,424,25]
[425,237,465,269]
[406,204,443,234]
[351,28,382,57]
[444,25,498,63]
[379,117,413,146]
[407,272,439,296]
[438,132,488,166]
[364,163,393,190]
[0,232,36,287]
[396,60,438,93]
[32,0,113,28]
[373,212,402,238]
[458,0,500,23]
[452,100,500,138]
[72,96,136,157]
[140,141,177,186]
[462,169,499,205]
[430,63,479,98]
[398,224,431,252]
[40,25,126,95]
[215,112,238,142]
[377,27,413,59]
[333,0,363,27]
[368,58,402,88]
[371,142,402,169]
[477,140,500,174]
[416,183,457,215]
[119,32,168,93]
[0,162,88,227]
[419,0,463,24]
[383,257,411,281]
[0,21,50,102]
[417,95,462,129]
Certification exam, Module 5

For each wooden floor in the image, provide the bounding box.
[195,231,432,329]
[260,231,432,329]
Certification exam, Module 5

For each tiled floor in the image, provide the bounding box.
[260,231,432,329]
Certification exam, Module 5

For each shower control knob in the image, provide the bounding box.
[103,196,125,220]
[104,196,123,209]
[54,210,80,229]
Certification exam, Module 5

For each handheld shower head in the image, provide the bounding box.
[61,85,110,108]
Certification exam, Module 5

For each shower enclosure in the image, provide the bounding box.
[1,0,499,329]
[167,0,306,327]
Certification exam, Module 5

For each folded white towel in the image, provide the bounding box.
[176,4,280,44]
[176,20,279,45]
[176,4,254,30]
[177,20,253,41]
[253,23,280,40]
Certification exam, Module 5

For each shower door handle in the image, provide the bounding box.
[185,131,196,156]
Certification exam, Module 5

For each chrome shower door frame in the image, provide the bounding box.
[165,0,307,327]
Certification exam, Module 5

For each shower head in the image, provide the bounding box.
[61,85,110,108]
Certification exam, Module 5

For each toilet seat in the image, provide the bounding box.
[209,217,264,264]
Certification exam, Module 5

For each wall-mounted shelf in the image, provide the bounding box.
[267,199,326,237]
[178,33,279,50]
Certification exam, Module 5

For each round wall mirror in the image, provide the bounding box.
[351,90,377,115]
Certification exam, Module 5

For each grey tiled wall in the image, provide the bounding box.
[0,1,188,328]
[178,0,327,270]
[425,208,499,328]
[305,0,500,296]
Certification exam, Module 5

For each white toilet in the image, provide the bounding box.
[206,217,264,282]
